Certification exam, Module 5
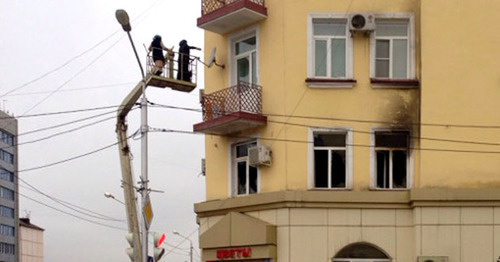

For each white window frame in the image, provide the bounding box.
[308,14,354,87]
[229,139,260,196]
[229,27,259,86]
[370,13,415,79]
[370,128,413,190]
[308,127,353,190]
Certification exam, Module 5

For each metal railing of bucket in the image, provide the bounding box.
[200,81,263,121]
[146,50,198,85]
[201,0,266,15]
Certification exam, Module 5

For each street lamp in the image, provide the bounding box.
[115,9,149,262]
[173,231,193,262]
[104,192,125,205]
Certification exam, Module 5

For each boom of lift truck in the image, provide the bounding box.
[116,52,198,262]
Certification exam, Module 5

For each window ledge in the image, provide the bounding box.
[310,188,352,191]
[306,78,356,89]
[370,188,410,191]
[370,78,419,88]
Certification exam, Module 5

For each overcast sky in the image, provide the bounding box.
[0,1,205,261]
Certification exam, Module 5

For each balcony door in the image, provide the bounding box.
[234,35,257,85]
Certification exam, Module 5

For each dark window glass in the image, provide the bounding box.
[376,151,390,188]
[375,132,408,147]
[331,150,346,188]
[314,150,328,188]
[237,161,247,195]
[314,133,346,147]
[249,166,257,194]
[393,150,407,188]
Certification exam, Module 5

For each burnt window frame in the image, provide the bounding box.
[371,129,412,190]
[310,128,353,190]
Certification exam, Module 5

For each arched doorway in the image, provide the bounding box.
[332,242,391,262]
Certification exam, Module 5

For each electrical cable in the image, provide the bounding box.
[20,184,125,222]
[3,116,115,150]
[2,81,136,97]
[0,0,162,99]
[18,106,137,137]
[148,102,500,129]
[0,105,127,120]
[20,192,127,231]
[147,102,500,147]
[152,128,500,154]
[17,134,133,173]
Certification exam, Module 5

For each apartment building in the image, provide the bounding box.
[193,1,500,261]
[19,218,44,262]
[0,110,18,262]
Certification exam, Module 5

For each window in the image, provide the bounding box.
[233,34,257,85]
[0,242,15,255]
[0,225,14,236]
[0,150,14,164]
[0,169,13,182]
[373,131,410,189]
[0,206,14,218]
[0,187,14,200]
[312,130,352,189]
[373,18,412,79]
[311,18,349,78]
[0,130,14,146]
[232,140,258,196]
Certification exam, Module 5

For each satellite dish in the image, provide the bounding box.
[207,48,217,67]
[199,47,225,69]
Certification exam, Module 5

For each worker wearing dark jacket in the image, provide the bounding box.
[177,40,201,81]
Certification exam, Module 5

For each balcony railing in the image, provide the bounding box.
[144,50,198,92]
[194,82,267,135]
[198,0,267,34]
[201,0,265,16]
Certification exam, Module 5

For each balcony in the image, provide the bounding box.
[198,0,268,34]
[193,82,267,135]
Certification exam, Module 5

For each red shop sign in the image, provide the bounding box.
[216,247,252,259]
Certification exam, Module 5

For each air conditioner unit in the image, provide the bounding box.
[417,256,449,262]
[349,13,375,33]
[248,145,272,167]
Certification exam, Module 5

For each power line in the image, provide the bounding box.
[267,119,500,147]
[0,0,162,99]
[17,37,124,119]
[20,184,124,223]
[0,105,127,120]
[18,135,132,173]
[20,192,126,231]
[2,82,136,97]
[153,128,500,155]
[4,116,115,150]
[18,106,135,137]
[0,33,121,99]
[148,102,500,147]
[148,102,500,129]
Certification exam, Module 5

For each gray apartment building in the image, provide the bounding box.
[0,110,18,262]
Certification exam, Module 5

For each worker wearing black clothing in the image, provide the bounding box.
[148,35,173,76]
[177,40,201,81]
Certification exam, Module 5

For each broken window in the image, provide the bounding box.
[233,141,258,195]
[313,131,348,189]
[374,131,409,189]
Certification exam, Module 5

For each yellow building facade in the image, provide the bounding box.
[193,0,500,261]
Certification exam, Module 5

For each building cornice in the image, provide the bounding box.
[194,189,500,218]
